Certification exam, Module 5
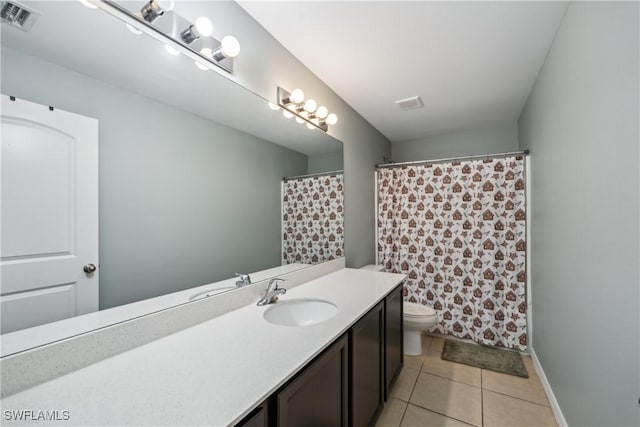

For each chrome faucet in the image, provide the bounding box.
[257,278,286,306]
[235,273,252,287]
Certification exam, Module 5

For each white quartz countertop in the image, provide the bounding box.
[1,268,406,426]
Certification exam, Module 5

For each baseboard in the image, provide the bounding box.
[530,348,568,427]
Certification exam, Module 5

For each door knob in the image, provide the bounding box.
[83,263,97,274]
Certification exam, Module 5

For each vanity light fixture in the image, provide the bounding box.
[194,61,209,71]
[283,88,304,105]
[78,0,98,9]
[211,35,241,60]
[303,99,317,114]
[200,47,213,59]
[180,16,213,44]
[140,0,174,23]
[126,23,142,35]
[164,44,180,55]
[315,106,328,119]
[277,86,338,132]
[98,1,239,74]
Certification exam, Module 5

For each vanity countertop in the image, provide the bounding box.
[1,268,406,426]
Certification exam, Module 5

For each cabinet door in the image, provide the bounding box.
[350,301,384,427]
[276,334,348,427]
[385,283,404,400]
[235,402,268,427]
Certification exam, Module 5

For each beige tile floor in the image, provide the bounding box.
[376,335,557,427]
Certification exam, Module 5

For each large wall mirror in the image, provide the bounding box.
[0,1,344,346]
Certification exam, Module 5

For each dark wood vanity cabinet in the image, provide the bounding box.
[349,301,384,427]
[236,404,268,427]
[384,283,404,400]
[235,282,405,427]
[274,334,348,427]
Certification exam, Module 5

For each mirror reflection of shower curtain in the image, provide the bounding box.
[282,174,344,265]
[377,156,527,351]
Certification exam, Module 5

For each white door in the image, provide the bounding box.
[1,95,99,334]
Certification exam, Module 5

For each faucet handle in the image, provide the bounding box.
[268,277,286,289]
[257,278,287,306]
[235,273,251,286]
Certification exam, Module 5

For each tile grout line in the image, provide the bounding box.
[405,402,477,427]
[482,388,552,408]
[433,339,480,426]
[418,368,482,389]
[397,400,409,427]
[405,344,546,427]
[407,365,421,403]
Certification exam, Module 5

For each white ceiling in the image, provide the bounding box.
[239,1,569,142]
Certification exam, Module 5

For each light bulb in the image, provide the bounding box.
[282,110,294,119]
[290,89,304,104]
[295,117,305,124]
[156,0,175,11]
[306,123,315,130]
[78,0,97,8]
[164,44,180,55]
[316,106,328,119]
[326,113,338,125]
[200,48,213,59]
[220,36,240,58]
[126,23,142,35]
[195,61,208,71]
[268,102,280,111]
[195,17,213,37]
[303,99,317,113]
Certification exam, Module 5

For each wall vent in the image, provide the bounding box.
[395,96,424,111]
[1,1,38,31]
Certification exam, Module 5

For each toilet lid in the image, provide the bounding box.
[404,302,436,317]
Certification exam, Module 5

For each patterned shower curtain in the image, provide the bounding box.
[377,156,527,350]
[282,174,344,265]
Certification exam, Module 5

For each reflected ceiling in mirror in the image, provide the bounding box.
[0,0,343,346]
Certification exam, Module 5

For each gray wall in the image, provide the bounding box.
[518,2,639,425]
[1,48,307,309]
[391,121,518,162]
[183,2,391,267]
[307,150,344,174]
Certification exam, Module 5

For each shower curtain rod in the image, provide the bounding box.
[283,170,344,181]
[376,150,529,169]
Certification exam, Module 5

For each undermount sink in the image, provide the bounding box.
[263,298,337,327]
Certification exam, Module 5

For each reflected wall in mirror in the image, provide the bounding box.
[0,0,343,337]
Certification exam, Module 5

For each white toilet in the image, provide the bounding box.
[359,265,437,356]
[403,302,437,356]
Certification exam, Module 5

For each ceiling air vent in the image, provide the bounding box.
[395,96,424,111]
[1,1,38,31]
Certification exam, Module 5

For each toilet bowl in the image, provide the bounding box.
[357,266,437,357]
[403,302,437,356]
